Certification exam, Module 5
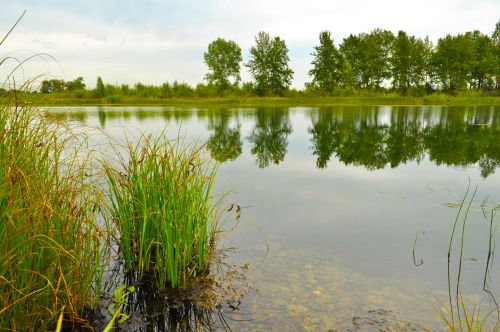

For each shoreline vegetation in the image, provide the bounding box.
[0,93,233,330]
[1,24,498,108]
[3,93,500,107]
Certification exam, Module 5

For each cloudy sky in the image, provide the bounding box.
[1,0,499,89]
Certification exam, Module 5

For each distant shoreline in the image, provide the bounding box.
[4,95,500,107]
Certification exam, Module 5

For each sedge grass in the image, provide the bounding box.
[103,133,225,289]
[0,99,104,330]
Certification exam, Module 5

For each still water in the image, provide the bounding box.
[48,105,500,331]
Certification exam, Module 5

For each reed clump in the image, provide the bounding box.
[0,100,104,330]
[104,135,225,289]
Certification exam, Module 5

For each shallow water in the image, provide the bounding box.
[47,105,500,331]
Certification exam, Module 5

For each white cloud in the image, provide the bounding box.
[1,0,499,89]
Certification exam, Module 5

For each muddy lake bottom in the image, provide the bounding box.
[47,105,500,331]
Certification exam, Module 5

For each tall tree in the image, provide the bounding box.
[96,76,105,97]
[203,38,242,94]
[409,37,432,90]
[391,32,432,94]
[431,34,474,92]
[308,31,342,93]
[340,29,394,89]
[391,31,412,94]
[364,29,394,89]
[246,31,294,96]
[492,21,500,92]
[339,34,363,89]
[466,31,496,90]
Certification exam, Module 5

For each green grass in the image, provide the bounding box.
[103,134,225,289]
[4,92,500,107]
[0,100,104,330]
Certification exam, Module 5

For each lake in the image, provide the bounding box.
[46,105,500,331]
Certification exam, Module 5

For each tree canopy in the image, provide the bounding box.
[309,31,342,93]
[246,31,294,96]
[203,38,242,94]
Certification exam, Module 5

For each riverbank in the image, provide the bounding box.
[3,93,500,107]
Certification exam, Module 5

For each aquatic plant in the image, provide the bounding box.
[0,88,104,331]
[103,133,225,288]
[103,285,135,332]
[435,182,500,331]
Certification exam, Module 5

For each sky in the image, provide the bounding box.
[1,0,499,89]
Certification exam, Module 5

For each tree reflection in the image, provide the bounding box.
[309,109,339,168]
[54,105,500,178]
[335,120,388,170]
[248,108,292,168]
[98,108,106,128]
[206,109,242,162]
[308,106,500,177]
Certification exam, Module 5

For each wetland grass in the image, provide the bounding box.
[0,100,104,330]
[103,134,225,289]
[436,183,500,331]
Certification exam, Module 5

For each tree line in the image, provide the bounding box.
[26,23,500,98]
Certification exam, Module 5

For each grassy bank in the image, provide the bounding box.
[3,93,500,107]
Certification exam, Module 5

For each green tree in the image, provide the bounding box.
[409,37,432,91]
[40,80,52,93]
[391,32,432,94]
[51,79,66,92]
[391,31,412,94]
[362,29,394,89]
[203,38,242,94]
[308,31,342,93]
[246,31,294,96]
[65,77,86,91]
[339,34,363,89]
[431,34,474,92]
[339,29,394,89]
[96,76,105,97]
[39,79,65,93]
[466,31,496,90]
[491,21,500,92]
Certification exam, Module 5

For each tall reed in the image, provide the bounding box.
[0,99,104,330]
[436,183,500,331]
[103,134,224,289]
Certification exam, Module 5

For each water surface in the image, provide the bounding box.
[47,105,500,331]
